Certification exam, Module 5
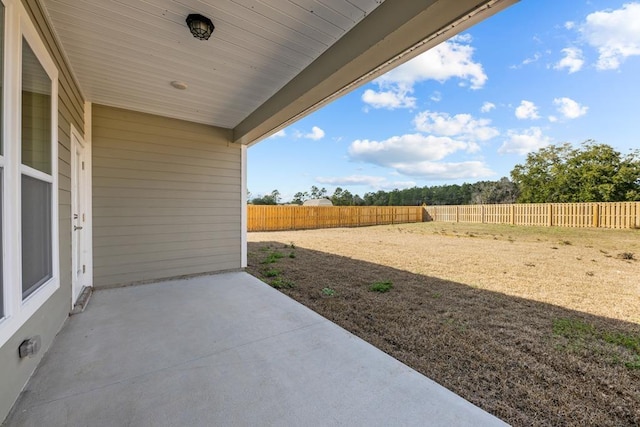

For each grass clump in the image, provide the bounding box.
[269,278,295,289]
[263,269,280,278]
[602,331,640,353]
[321,287,336,296]
[625,356,640,370]
[617,252,635,260]
[261,251,285,264]
[370,281,393,293]
[553,318,595,338]
[553,318,640,370]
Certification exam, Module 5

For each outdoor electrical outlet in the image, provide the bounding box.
[18,336,41,359]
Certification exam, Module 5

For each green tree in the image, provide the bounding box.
[291,191,309,205]
[352,194,365,206]
[331,187,354,206]
[388,189,401,206]
[250,189,281,205]
[471,178,519,204]
[511,144,571,203]
[309,186,328,199]
[511,141,640,203]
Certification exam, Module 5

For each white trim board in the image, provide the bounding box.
[241,145,247,268]
[70,123,92,307]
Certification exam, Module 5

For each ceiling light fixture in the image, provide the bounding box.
[186,14,215,41]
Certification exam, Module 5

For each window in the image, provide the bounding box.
[0,0,59,346]
[21,38,53,299]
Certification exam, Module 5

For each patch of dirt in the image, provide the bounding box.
[247,223,640,426]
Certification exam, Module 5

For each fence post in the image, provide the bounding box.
[456,206,459,223]
[547,204,553,227]
[592,203,599,228]
[481,205,485,224]
[510,205,515,225]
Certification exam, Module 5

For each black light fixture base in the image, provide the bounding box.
[186,14,215,41]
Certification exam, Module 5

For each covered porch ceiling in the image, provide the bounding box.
[41,0,518,145]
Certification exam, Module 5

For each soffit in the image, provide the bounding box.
[41,0,384,128]
[41,0,518,144]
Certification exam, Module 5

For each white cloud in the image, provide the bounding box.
[392,161,494,180]
[553,97,588,119]
[554,47,584,73]
[480,102,496,113]
[380,181,418,190]
[580,3,640,70]
[304,126,325,140]
[362,34,487,109]
[269,129,286,138]
[548,115,558,123]
[510,52,542,69]
[515,100,541,120]
[349,133,469,164]
[347,133,493,180]
[315,175,387,187]
[361,88,415,109]
[413,111,499,142]
[455,33,473,43]
[565,21,576,30]
[522,52,542,65]
[315,176,419,191]
[430,91,442,102]
[499,127,552,155]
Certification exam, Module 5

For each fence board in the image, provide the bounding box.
[247,205,424,232]
[249,203,640,232]
[423,202,640,229]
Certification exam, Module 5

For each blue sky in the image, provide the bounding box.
[248,0,640,202]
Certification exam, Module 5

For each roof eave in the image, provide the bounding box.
[233,0,518,146]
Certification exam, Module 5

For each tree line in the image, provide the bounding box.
[250,141,640,206]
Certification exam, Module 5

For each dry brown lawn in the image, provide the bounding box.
[247,223,640,426]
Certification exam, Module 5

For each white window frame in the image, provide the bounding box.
[0,0,59,347]
[0,0,5,321]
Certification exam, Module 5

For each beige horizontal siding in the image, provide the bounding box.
[93,230,240,248]
[93,215,240,231]
[92,105,241,287]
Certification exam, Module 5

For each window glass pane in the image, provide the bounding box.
[21,38,51,174]
[22,174,52,299]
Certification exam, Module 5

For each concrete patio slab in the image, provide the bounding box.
[4,272,507,426]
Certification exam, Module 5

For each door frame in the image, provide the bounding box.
[70,124,92,306]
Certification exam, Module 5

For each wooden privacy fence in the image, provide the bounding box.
[248,205,424,231]
[424,202,640,229]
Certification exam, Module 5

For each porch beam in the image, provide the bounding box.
[233,0,518,146]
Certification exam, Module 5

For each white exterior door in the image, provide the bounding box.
[71,129,88,304]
